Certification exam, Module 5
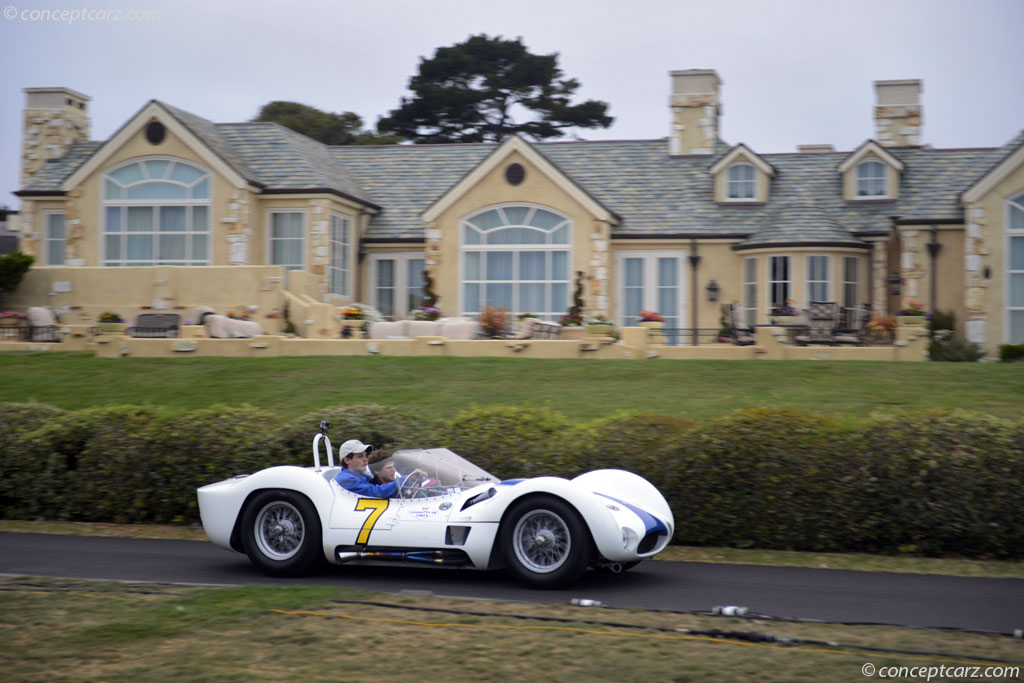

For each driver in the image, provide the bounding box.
[367,451,398,485]
[335,440,425,498]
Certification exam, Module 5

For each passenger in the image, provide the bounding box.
[334,440,426,498]
[367,451,398,485]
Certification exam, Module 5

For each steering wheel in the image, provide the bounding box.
[400,471,438,498]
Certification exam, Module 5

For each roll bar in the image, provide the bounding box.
[312,419,334,471]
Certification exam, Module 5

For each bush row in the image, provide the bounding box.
[1,402,1021,558]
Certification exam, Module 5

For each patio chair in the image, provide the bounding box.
[129,313,180,338]
[727,304,755,346]
[26,306,62,342]
[512,318,563,340]
[833,305,870,346]
[794,301,839,345]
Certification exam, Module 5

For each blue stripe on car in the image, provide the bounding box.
[596,493,668,535]
[498,479,526,485]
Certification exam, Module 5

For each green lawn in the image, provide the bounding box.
[1,351,1022,421]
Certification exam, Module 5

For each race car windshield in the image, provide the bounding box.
[391,448,499,493]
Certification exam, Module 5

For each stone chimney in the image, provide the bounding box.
[21,87,91,186]
[797,144,835,154]
[874,79,922,147]
[668,69,721,155]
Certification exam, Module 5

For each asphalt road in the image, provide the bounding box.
[2,532,1022,633]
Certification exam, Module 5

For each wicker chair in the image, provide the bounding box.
[727,304,756,346]
[794,302,840,345]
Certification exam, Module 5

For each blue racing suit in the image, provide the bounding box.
[335,467,402,498]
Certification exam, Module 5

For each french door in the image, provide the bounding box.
[368,252,426,320]
[618,251,687,344]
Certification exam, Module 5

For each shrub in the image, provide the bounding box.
[999,343,1024,362]
[928,330,983,362]
[441,405,574,478]
[0,402,66,518]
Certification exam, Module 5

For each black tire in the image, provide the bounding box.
[240,490,322,577]
[500,495,591,589]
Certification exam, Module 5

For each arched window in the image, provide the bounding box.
[102,158,211,266]
[727,163,755,199]
[1008,193,1024,344]
[856,160,887,197]
[461,205,571,319]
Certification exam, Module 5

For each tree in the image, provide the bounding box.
[253,101,401,146]
[378,35,613,143]
[0,252,34,306]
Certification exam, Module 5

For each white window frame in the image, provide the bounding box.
[1007,193,1024,344]
[768,254,792,312]
[44,211,66,266]
[266,210,306,283]
[843,255,860,309]
[856,160,888,198]
[459,204,572,319]
[327,212,351,297]
[805,254,831,304]
[742,256,757,326]
[615,250,687,340]
[726,163,756,200]
[367,251,428,320]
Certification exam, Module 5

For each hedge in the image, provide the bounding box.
[1,402,1021,559]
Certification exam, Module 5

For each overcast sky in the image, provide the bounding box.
[2,0,1022,205]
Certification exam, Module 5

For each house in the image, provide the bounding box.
[10,71,1024,356]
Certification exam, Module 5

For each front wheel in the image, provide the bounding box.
[240,490,322,577]
[500,495,591,589]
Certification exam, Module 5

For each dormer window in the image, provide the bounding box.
[727,164,756,199]
[856,161,886,197]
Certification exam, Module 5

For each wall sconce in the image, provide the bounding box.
[887,271,902,296]
[705,279,720,302]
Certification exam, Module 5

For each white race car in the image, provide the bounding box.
[197,422,674,588]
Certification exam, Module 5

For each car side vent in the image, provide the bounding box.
[638,531,666,554]
[461,487,496,511]
[445,526,471,546]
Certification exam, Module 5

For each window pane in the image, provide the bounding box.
[192,206,208,231]
[126,234,152,260]
[658,287,676,318]
[1010,237,1024,271]
[624,287,642,320]
[463,225,481,245]
[529,209,564,230]
[658,258,677,286]
[191,178,209,199]
[551,251,568,280]
[744,257,756,281]
[1012,205,1024,231]
[160,206,186,231]
[1010,311,1024,345]
[485,283,513,309]
[550,283,567,313]
[192,235,208,261]
[519,283,545,313]
[464,284,480,312]
[272,213,301,238]
[519,251,545,280]
[486,252,514,280]
[551,226,568,244]
[105,234,121,261]
[159,234,186,260]
[127,181,187,200]
[377,289,394,319]
[468,209,503,231]
[502,205,530,226]
[48,213,65,239]
[104,179,123,199]
[1010,273,1024,307]
[127,207,152,232]
[377,260,394,287]
[487,227,545,244]
[169,163,205,184]
[625,258,643,287]
[145,160,170,179]
[464,252,480,280]
[109,163,143,185]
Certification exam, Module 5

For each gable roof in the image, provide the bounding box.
[710,143,776,177]
[838,140,906,173]
[962,129,1024,203]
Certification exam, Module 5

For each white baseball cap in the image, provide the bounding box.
[338,439,374,459]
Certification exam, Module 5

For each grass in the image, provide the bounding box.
[1,577,1020,682]
[4,520,1022,579]
[2,352,1023,422]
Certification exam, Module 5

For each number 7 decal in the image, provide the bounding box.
[354,499,390,544]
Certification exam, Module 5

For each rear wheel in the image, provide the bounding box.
[240,490,322,577]
[500,495,591,589]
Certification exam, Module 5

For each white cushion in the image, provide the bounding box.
[27,307,57,326]
[368,320,408,339]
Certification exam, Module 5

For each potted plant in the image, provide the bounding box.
[585,315,613,336]
[97,311,127,335]
[637,310,664,330]
[771,299,798,324]
[895,300,928,327]
[866,313,897,343]
[479,306,509,339]
[412,306,442,321]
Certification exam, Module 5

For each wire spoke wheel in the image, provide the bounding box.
[512,509,572,574]
[254,500,305,560]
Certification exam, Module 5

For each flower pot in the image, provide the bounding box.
[772,315,797,325]
[0,318,21,328]
[638,321,664,330]
[98,322,127,335]
[560,326,588,340]
[585,323,613,335]
[897,316,926,327]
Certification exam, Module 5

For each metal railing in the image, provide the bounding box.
[648,328,724,346]
[0,324,63,342]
